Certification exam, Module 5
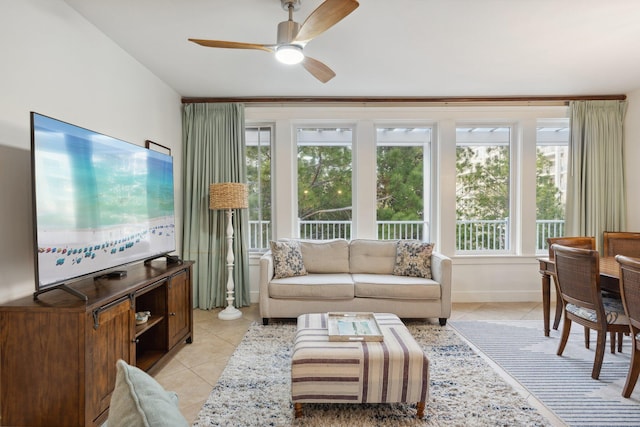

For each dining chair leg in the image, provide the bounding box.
[557,317,572,356]
[584,326,590,349]
[610,331,616,354]
[553,300,563,330]
[592,330,607,380]
[618,332,624,353]
[623,343,640,398]
[552,280,563,330]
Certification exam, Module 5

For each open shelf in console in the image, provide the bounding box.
[134,278,169,371]
[135,315,164,337]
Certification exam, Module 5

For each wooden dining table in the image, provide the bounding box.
[537,256,620,337]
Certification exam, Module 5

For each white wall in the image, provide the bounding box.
[0,1,182,303]
[245,99,640,304]
[625,89,640,231]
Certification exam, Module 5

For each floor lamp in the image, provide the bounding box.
[209,182,248,320]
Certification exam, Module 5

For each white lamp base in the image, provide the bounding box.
[218,306,242,320]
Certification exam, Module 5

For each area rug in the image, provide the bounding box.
[193,321,550,426]
[451,320,640,426]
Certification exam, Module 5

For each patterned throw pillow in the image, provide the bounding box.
[270,240,308,279]
[393,240,435,279]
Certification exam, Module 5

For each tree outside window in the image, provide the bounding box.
[376,127,431,240]
[247,118,568,253]
[456,127,511,252]
[246,126,272,251]
[536,120,569,251]
[297,127,353,240]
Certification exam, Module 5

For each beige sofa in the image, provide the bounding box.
[259,239,452,326]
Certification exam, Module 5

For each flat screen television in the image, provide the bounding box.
[30,112,176,299]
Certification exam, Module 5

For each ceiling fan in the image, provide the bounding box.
[188,0,359,83]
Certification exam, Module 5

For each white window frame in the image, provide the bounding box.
[245,123,274,251]
[244,105,568,257]
[455,123,516,255]
[535,118,570,254]
[295,124,355,240]
[375,125,434,242]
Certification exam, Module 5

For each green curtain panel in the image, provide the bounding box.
[182,103,250,310]
[566,100,627,251]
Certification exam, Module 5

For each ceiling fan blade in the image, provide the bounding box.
[293,0,359,43]
[302,56,336,83]
[188,39,274,53]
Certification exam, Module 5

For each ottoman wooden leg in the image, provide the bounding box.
[294,402,303,418]
[416,401,425,418]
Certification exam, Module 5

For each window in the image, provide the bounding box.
[297,127,353,240]
[456,126,511,252]
[245,106,569,256]
[246,126,272,251]
[376,127,431,240]
[536,120,569,252]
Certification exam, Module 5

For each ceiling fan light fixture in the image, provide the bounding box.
[275,44,304,65]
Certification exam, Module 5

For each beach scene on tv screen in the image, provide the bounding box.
[33,114,176,287]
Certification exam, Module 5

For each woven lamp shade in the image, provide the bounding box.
[209,183,248,210]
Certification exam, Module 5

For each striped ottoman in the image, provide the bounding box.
[291,313,429,418]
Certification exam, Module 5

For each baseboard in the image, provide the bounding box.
[250,290,260,304]
[452,290,552,303]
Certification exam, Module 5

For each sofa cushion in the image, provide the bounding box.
[270,240,307,279]
[349,239,397,274]
[268,273,354,299]
[353,273,441,300]
[299,239,350,273]
[393,241,434,279]
[108,360,189,427]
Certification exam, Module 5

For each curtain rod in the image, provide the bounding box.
[181,95,627,105]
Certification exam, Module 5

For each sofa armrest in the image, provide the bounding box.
[259,251,274,319]
[431,252,452,318]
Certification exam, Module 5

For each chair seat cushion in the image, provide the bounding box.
[566,296,629,325]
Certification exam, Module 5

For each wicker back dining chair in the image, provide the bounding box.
[615,254,640,397]
[552,244,629,379]
[603,232,640,258]
[547,237,596,332]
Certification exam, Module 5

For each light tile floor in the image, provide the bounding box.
[153,302,555,424]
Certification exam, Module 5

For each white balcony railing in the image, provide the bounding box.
[377,221,427,240]
[299,220,353,241]
[456,219,509,251]
[536,219,565,251]
[248,219,565,252]
[248,220,271,251]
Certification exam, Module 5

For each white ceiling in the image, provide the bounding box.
[63,0,640,99]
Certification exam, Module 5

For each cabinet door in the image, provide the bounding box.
[1,310,84,427]
[168,268,191,348]
[86,296,134,425]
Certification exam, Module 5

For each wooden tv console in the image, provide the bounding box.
[0,260,194,427]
